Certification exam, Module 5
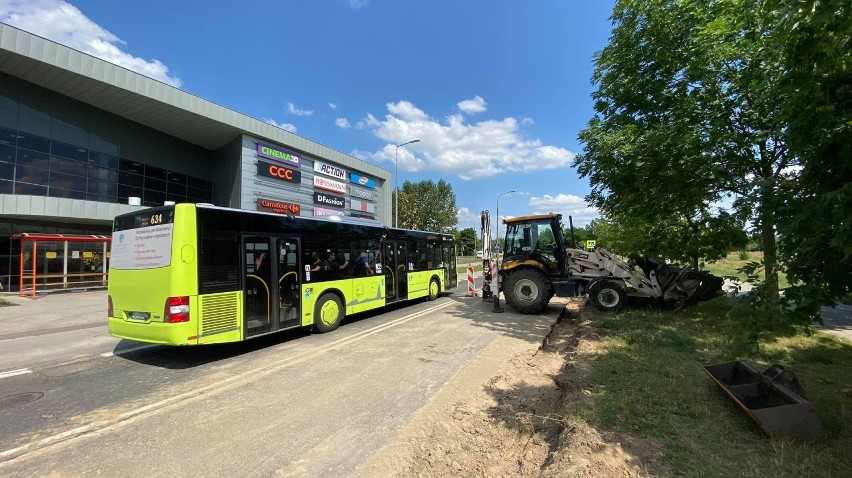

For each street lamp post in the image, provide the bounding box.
[496,190,516,258]
[394,138,420,228]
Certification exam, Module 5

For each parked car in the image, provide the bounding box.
[475,251,484,258]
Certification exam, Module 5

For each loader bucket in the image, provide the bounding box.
[702,361,824,442]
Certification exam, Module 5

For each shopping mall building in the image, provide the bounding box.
[0,24,391,292]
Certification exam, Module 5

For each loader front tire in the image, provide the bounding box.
[588,280,627,312]
[503,268,553,314]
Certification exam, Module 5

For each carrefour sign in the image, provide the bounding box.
[257,142,301,167]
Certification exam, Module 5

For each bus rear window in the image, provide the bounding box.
[111,207,176,270]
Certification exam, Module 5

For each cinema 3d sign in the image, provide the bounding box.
[257,142,301,167]
[257,198,301,215]
[258,160,301,183]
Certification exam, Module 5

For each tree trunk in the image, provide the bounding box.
[759,208,780,315]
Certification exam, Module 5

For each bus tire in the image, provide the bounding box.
[428,278,440,301]
[588,280,627,312]
[314,293,344,333]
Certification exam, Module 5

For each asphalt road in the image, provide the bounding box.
[0,288,560,477]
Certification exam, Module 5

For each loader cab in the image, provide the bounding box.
[503,213,567,275]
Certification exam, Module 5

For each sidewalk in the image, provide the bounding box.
[0,290,107,341]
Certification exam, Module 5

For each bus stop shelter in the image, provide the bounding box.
[13,233,111,298]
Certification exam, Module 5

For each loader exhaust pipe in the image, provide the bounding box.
[568,215,576,249]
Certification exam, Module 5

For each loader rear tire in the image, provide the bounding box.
[588,280,627,312]
[504,268,553,314]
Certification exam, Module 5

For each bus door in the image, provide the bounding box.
[382,241,408,301]
[381,241,396,300]
[275,237,302,329]
[243,236,273,337]
[395,241,409,300]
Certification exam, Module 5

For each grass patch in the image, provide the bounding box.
[0,297,12,307]
[562,296,852,476]
[703,251,790,288]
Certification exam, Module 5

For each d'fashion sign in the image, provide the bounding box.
[257,142,301,167]
[258,160,301,183]
[313,192,345,209]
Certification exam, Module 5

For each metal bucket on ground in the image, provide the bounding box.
[702,361,824,442]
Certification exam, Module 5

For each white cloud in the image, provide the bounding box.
[357,100,576,180]
[457,95,487,114]
[0,0,182,87]
[349,0,369,9]
[528,193,598,226]
[263,118,297,133]
[335,118,351,129]
[456,207,480,227]
[328,102,337,109]
[287,102,314,116]
[522,117,534,125]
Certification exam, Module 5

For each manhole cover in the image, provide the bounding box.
[0,392,44,410]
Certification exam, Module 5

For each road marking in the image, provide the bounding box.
[0,368,32,379]
[0,300,456,464]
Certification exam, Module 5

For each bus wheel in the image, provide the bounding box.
[428,278,440,301]
[314,294,344,333]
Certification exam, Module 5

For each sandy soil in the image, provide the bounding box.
[399,299,668,477]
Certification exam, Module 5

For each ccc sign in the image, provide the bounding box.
[258,160,301,183]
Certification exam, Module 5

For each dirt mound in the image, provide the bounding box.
[400,299,665,477]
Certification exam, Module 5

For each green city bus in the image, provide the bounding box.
[107,203,457,345]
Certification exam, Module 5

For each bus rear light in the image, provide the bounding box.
[164,296,190,323]
[108,295,114,317]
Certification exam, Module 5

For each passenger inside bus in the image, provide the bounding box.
[326,251,348,270]
[309,251,325,272]
[356,250,373,275]
[253,252,266,276]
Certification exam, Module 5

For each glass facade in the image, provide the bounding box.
[0,77,215,292]
[0,80,212,207]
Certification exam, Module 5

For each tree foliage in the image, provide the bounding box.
[454,227,477,256]
[771,0,852,319]
[576,0,796,308]
[395,179,458,233]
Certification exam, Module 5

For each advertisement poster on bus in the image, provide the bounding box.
[110,223,174,270]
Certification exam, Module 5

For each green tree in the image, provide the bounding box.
[772,0,852,318]
[454,227,477,256]
[577,0,792,308]
[395,179,458,232]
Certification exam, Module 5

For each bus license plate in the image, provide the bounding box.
[128,312,150,321]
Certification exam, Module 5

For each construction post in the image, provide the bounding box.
[465,263,475,297]
[491,261,504,313]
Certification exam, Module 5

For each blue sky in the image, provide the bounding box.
[0,0,615,231]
